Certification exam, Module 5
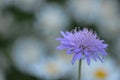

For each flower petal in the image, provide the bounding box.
[71,54,78,64]
[86,57,90,65]
[71,53,82,64]
[74,48,81,53]
[56,45,66,50]
[66,49,74,54]
[61,31,68,39]
[77,53,82,60]
[91,55,97,61]
[84,51,90,56]
[56,38,65,41]
[100,50,107,56]
[96,55,103,63]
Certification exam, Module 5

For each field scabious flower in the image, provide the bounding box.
[56,28,108,65]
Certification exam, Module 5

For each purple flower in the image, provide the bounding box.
[56,28,108,65]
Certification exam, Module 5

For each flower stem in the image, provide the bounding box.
[78,59,82,80]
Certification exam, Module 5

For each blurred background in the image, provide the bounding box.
[0,0,120,80]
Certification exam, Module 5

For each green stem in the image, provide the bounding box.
[78,59,82,80]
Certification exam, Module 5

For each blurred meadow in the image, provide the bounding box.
[0,0,120,80]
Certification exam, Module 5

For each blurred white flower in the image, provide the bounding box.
[11,36,45,74]
[17,50,74,79]
[96,0,120,39]
[29,55,73,80]
[66,0,119,28]
[34,3,70,54]
[34,3,70,52]
[81,58,120,80]
[34,3,70,36]
[66,0,101,23]
[67,0,120,39]
[53,50,78,80]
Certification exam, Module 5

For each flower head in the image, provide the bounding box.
[81,58,120,80]
[56,28,108,65]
